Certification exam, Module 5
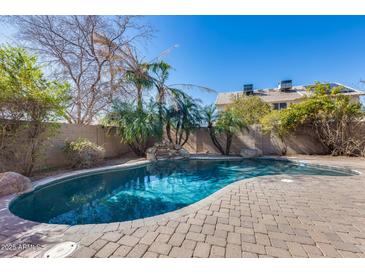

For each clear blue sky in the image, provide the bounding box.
[1,16,365,105]
[142,16,365,105]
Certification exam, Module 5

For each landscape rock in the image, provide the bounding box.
[146,147,157,161]
[179,148,190,158]
[0,172,32,197]
[146,140,190,161]
[240,148,263,158]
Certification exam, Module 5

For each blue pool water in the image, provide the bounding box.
[9,159,355,225]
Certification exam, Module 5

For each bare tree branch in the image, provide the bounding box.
[7,15,152,124]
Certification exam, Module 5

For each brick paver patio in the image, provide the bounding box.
[1,156,365,258]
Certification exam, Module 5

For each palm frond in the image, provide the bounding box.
[169,84,216,94]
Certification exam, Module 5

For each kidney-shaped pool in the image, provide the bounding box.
[9,159,356,225]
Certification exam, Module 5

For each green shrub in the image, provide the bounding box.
[260,82,365,156]
[229,95,271,125]
[0,46,70,175]
[63,138,105,168]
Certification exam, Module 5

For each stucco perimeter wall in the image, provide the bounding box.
[186,125,330,156]
[37,123,130,171]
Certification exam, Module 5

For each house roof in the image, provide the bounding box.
[215,82,365,106]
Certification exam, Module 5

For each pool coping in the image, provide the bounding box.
[0,155,363,257]
[5,155,360,220]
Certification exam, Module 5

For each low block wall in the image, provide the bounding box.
[37,123,130,171]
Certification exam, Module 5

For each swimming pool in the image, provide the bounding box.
[9,159,356,225]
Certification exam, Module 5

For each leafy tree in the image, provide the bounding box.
[260,82,365,156]
[203,106,247,155]
[103,101,163,156]
[0,46,70,175]
[229,95,271,125]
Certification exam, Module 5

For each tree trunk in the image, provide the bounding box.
[225,133,233,155]
[174,128,179,145]
[128,142,146,157]
[207,125,225,155]
[24,122,43,176]
[157,87,165,124]
[137,84,143,112]
[181,129,190,147]
[166,121,173,144]
[178,123,185,145]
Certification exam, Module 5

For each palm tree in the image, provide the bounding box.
[146,61,217,147]
[165,94,203,146]
[147,61,216,122]
[123,52,154,112]
[104,100,162,156]
[92,36,154,112]
[215,109,247,155]
[96,36,215,150]
[147,61,173,123]
[203,105,225,154]
[203,107,247,155]
[148,61,171,105]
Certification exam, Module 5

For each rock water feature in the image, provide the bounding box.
[146,141,190,161]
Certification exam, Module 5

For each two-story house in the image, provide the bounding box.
[215,80,364,111]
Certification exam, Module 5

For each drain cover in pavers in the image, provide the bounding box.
[43,242,78,258]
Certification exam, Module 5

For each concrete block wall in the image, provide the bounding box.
[36,123,130,171]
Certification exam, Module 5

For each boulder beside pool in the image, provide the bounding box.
[0,172,32,197]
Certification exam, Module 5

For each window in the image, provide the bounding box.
[273,102,287,110]
[279,102,287,109]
